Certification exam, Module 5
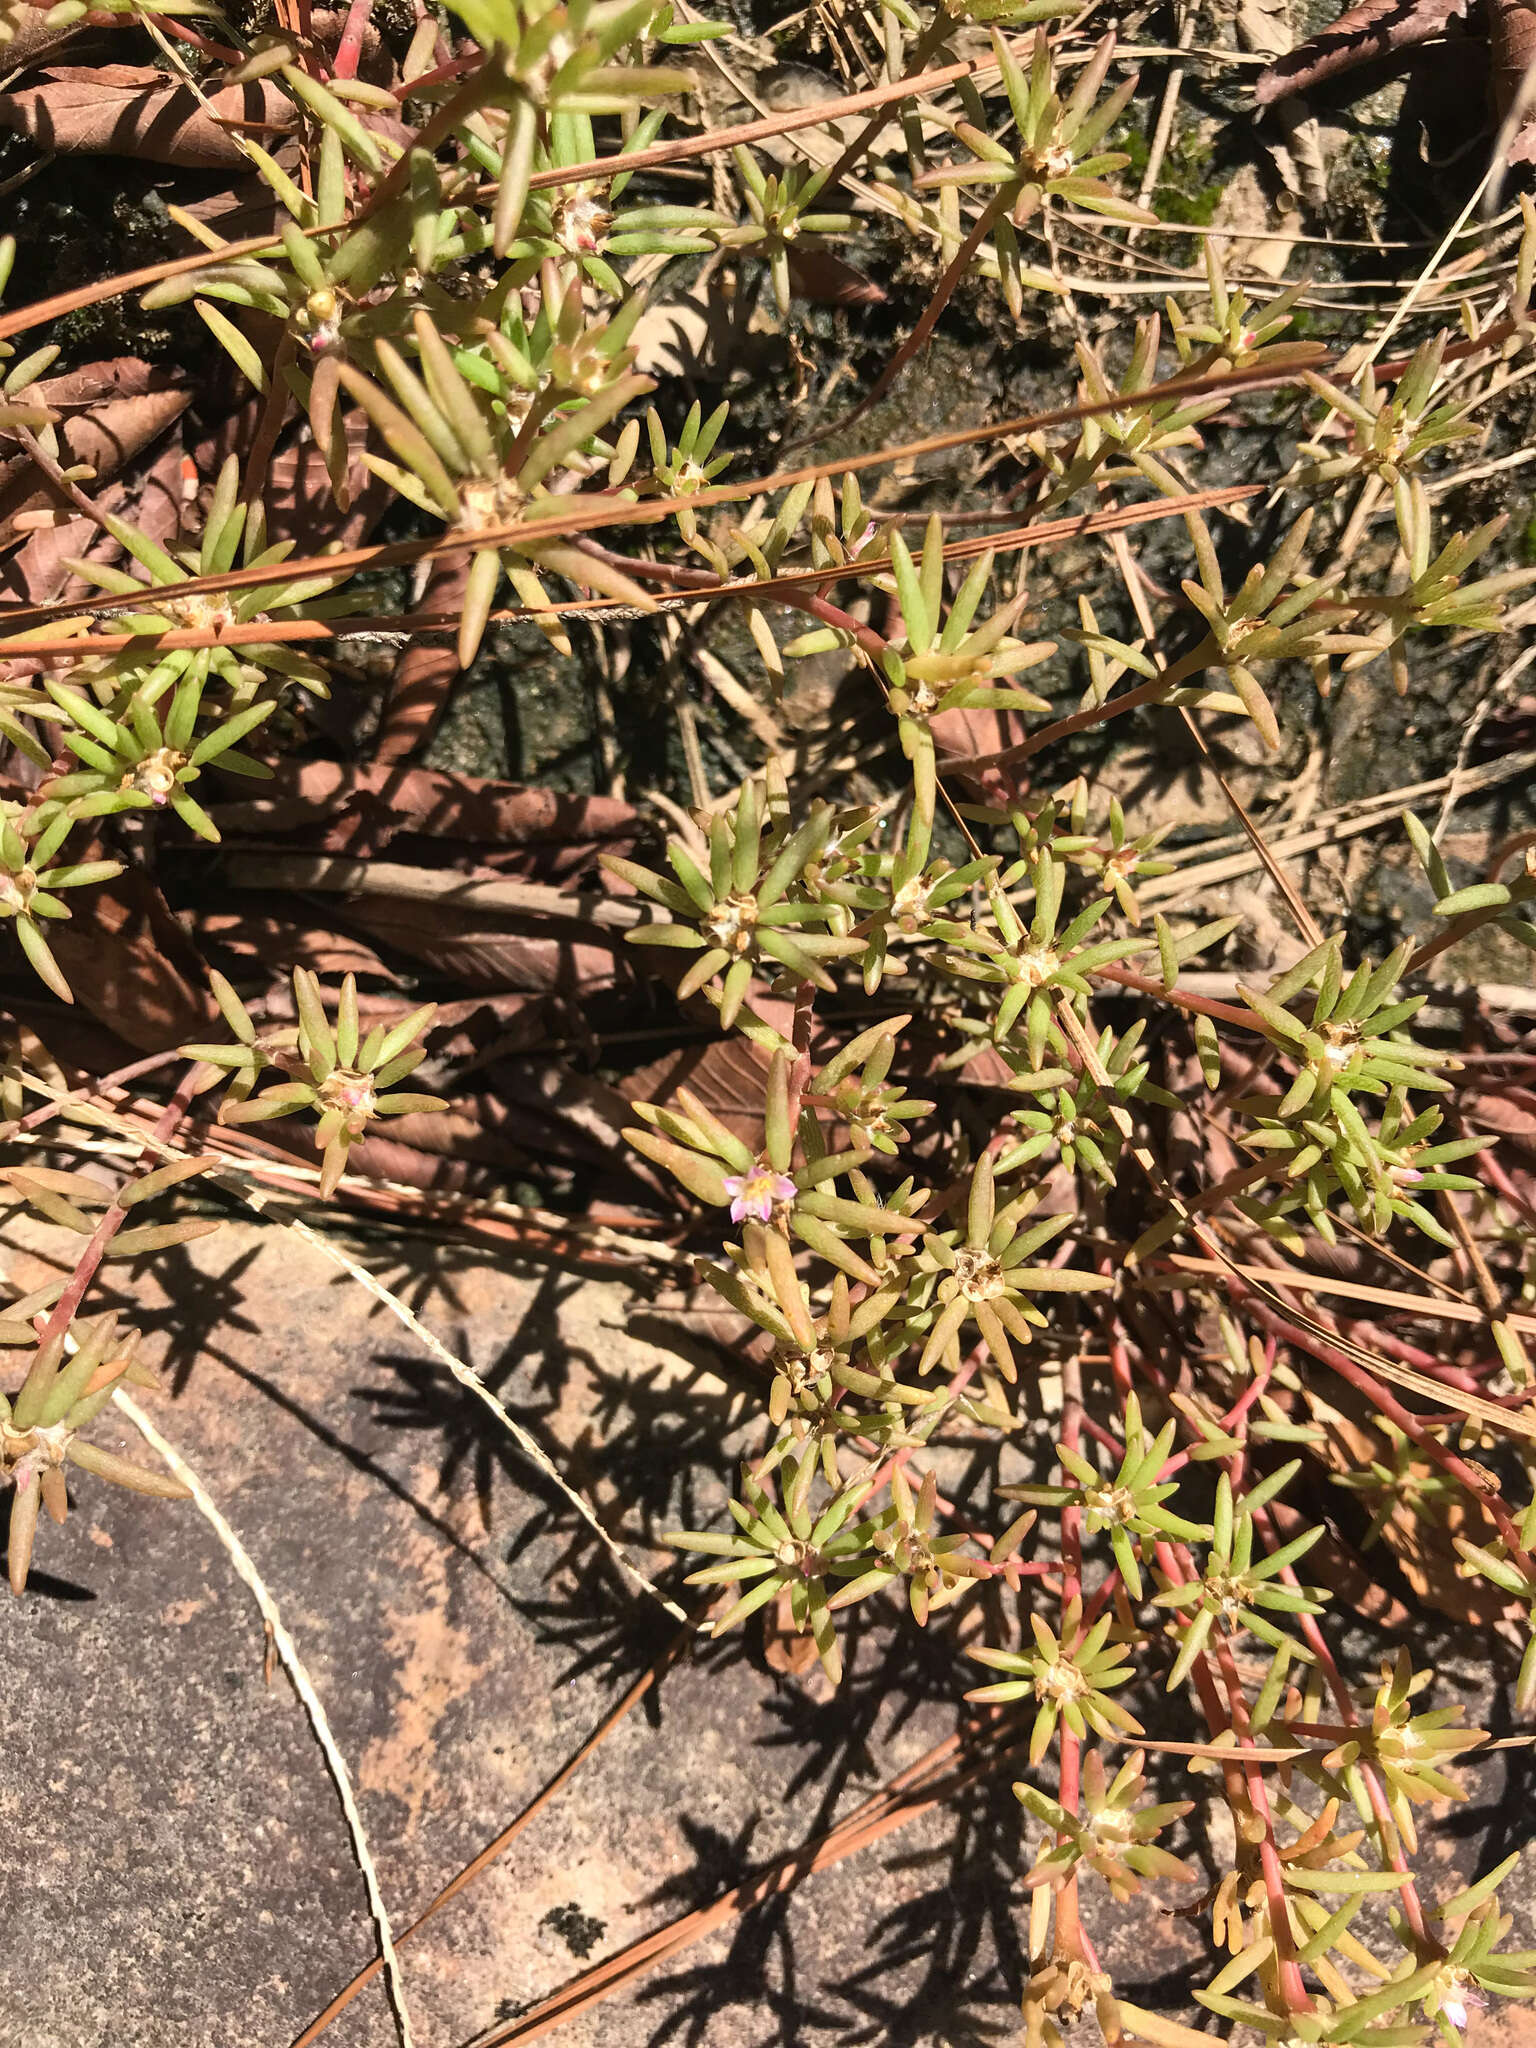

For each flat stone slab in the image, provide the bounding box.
[0,1213,1000,2048]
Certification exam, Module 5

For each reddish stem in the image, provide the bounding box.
[35,1065,202,1353]
[392,55,481,99]
[1239,1293,1536,1575]
[1155,1537,1312,2014]
[1249,1505,1432,1948]
[1052,1355,1095,1969]
[330,0,374,78]
[157,15,243,60]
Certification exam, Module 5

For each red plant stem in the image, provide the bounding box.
[939,638,1210,775]
[1238,1293,1536,1576]
[578,536,894,661]
[1206,1624,1313,2012]
[351,52,498,213]
[156,15,243,60]
[330,0,374,78]
[1117,1298,1346,2009]
[1249,1505,1432,1948]
[391,55,480,98]
[1086,961,1256,1031]
[1340,1316,1499,1393]
[792,188,1011,453]
[2,1049,184,1138]
[3,472,1253,648]
[1080,1411,1125,1461]
[1107,1328,1139,1401]
[1151,1536,1309,2014]
[34,1200,131,1351]
[1052,1352,1096,1970]
[1222,1349,1412,1963]
[857,1358,979,1497]
[1226,1361,1273,1446]
[34,1066,202,1353]
[785,979,818,1129]
[1076,1566,1124,1635]
[806,1358,1063,1582]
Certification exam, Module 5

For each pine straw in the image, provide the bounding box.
[466,1717,1023,2048]
[290,1614,699,2046]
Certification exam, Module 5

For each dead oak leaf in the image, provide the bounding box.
[0,373,190,563]
[0,64,297,169]
[207,760,639,874]
[1253,0,1465,105]
[1303,1393,1519,1630]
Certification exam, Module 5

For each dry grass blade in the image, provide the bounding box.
[0,482,1260,652]
[290,1615,698,2047]
[1160,1254,1536,1337]
[112,1391,416,2048]
[13,1070,690,1617]
[242,1209,693,1624]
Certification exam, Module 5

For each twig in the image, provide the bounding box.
[8,1066,692,1620]
[222,856,648,929]
[1126,2,1199,247]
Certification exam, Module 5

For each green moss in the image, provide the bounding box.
[1153,128,1223,227]
[1154,176,1222,227]
[1110,115,1223,237]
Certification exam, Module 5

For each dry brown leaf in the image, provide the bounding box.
[624,1035,774,1143]
[0,6,99,68]
[49,375,192,480]
[195,911,404,986]
[1303,1394,1519,1629]
[44,865,213,1051]
[193,404,392,559]
[1464,1086,1536,1154]
[1253,0,1464,104]
[784,243,886,307]
[411,1068,651,1182]
[339,896,622,995]
[1486,0,1536,159]
[762,1584,828,1684]
[0,432,187,611]
[0,65,298,168]
[207,760,639,873]
[0,365,190,562]
[177,173,286,248]
[375,555,470,764]
[10,357,182,422]
[930,703,1034,804]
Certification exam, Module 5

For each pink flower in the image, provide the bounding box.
[723,1167,798,1224]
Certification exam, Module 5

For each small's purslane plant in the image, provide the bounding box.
[0,0,1534,2039]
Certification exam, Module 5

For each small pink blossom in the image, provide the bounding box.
[723,1167,797,1224]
